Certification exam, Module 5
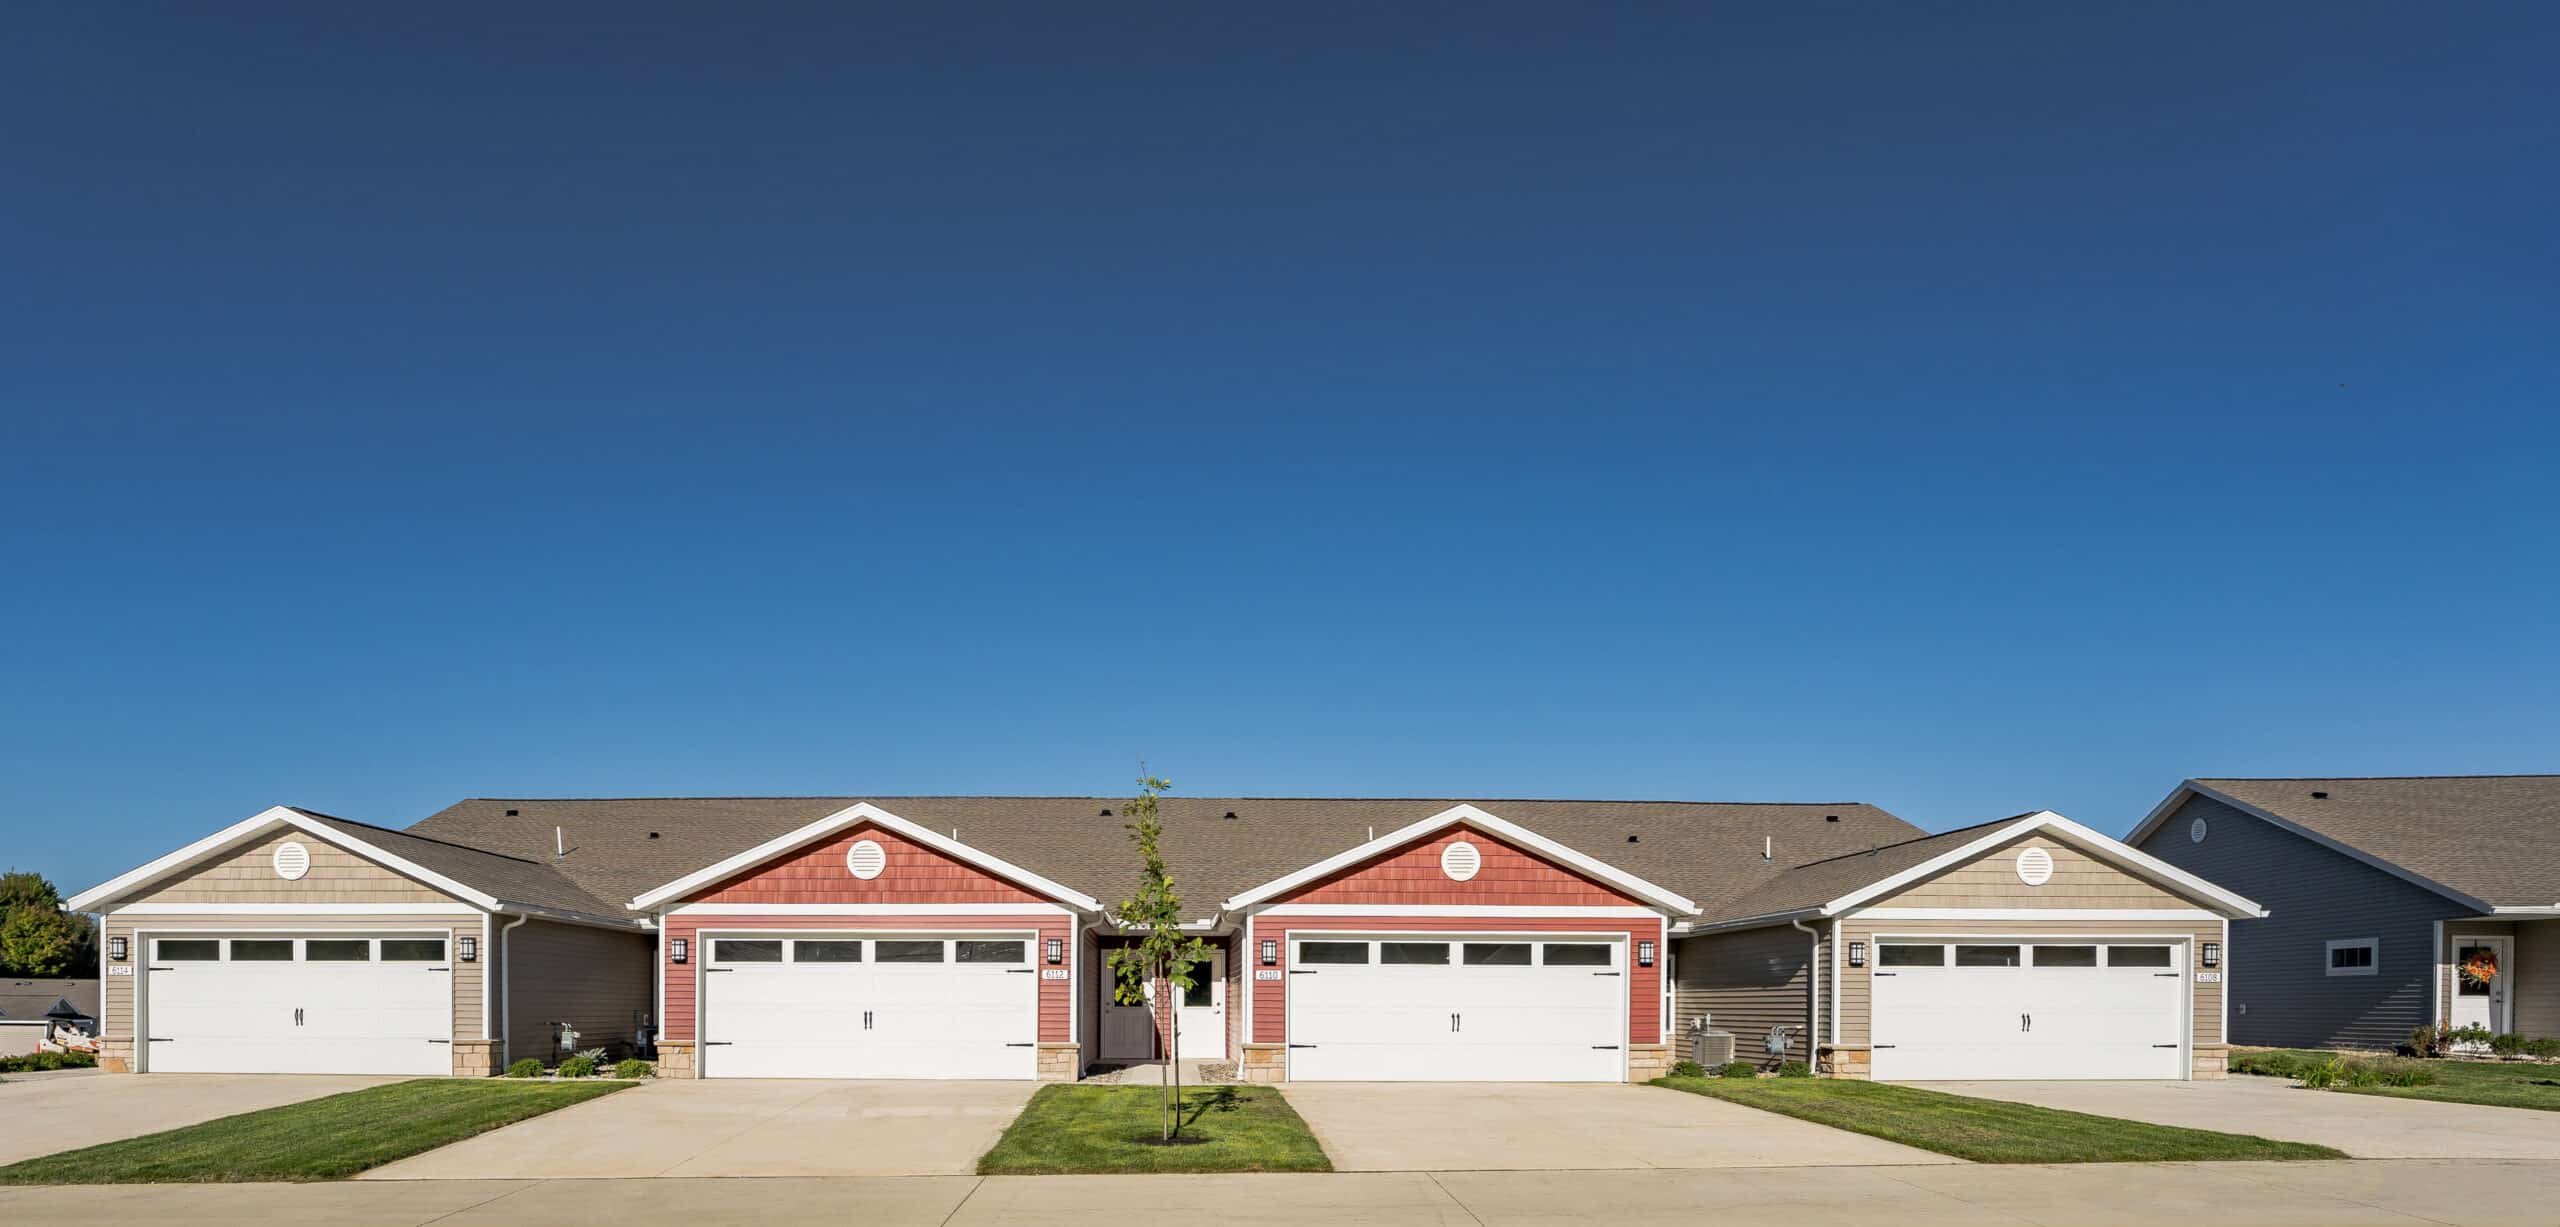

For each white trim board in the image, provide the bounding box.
[1254,904,1667,919]
[629,801,1103,913]
[110,903,487,916]
[1821,811,2267,920]
[1218,803,1700,915]
[1848,908,2229,922]
[69,806,502,913]
[664,902,1074,917]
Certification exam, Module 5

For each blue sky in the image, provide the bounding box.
[6,4,2554,896]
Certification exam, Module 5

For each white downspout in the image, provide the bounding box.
[1790,917,1822,1071]
[497,913,530,1064]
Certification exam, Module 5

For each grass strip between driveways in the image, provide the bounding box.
[2234,1048,2560,1112]
[1654,1077,2343,1164]
[0,1078,631,1184]
[977,1085,1333,1175]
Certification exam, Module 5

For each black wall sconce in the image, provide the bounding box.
[1847,941,1866,968]
[458,936,479,962]
[1637,940,1656,968]
[670,937,689,964]
[2202,942,2221,968]
[1260,939,1278,966]
[109,936,128,962]
[1045,938,1063,965]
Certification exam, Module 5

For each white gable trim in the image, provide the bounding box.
[627,801,1104,912]
[66,806,503,913]
[1818,811,2269,919]
[2128,782,2497,914]
[1215,803,1700,915]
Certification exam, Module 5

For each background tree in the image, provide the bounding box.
[1106,773,1211,1141]
[0,871,91,977]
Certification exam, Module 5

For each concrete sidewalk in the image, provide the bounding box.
[1916,1076,2560,1160]
[7,1160,2560,1225]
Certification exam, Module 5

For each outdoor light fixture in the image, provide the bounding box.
[458,936,478,962]
[2202,942,2221,968]
[1260,939,1278,966]
[109,936,127,962]
[1637,940,1656,968]
[670,937,689,964]
[1848,941,1866,968]
[1045,938,1063,964]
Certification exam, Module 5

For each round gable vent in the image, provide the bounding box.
[2015,846,2054,887]
[272,841,311,882]
[2190,816,2209,844]
[846,839,887,880]
[1440,840,1482,882]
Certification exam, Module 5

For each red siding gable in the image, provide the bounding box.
[687,824,1044,905]
[1280,825,1639,907]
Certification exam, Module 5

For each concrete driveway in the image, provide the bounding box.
[1279,1082,1955,1171]
[362,1079,1035,1179]
[0,1073,403,1165]
[1916,1077,2560,1160]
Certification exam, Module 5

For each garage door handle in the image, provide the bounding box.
[149,966,176,972]
[2154,972,2180,978]
[703,1041,732,1046]
[1288,969,1316,975]
[1591,1045,1620,1050]
[1873,1044,1895,1049]
[704,968,734,973]
[1288,1043,1317,1049]
[148,1037,174,1043]
[428,1039,451,1044]
[1005,1042,1036,1047]
[1873,972,1894,977]
[1006,968,1036,973]
[1592,971,1621,977]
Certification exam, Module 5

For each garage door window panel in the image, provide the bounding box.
[1464,943,1531,966]
[713,939,783,963]
[876,940,945,963]
[2109,945,2173,967]
[1298,941,1368,964]
[1541,943,1612,967]
[230,939,294,962]
[1381,942,1449,965]
[2033,945,2098,968]
[957,940,1025,963]
[1877,944,1945,967]
[157,939,220,961]
[1955,945,2021,967]
[306,940,372,962]
[794,940,863,963]
[381,939,447,962]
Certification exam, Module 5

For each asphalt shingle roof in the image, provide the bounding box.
[403,795,1928,920]
[1703,814,2036,922]
[2192,776,2560,908]
[292,809,635,919]
[0,979,99,1023]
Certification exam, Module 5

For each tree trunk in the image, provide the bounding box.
[1156,966,1172,1141]
[1168,961,1185,1137]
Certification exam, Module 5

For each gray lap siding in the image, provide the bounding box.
[1673,925,1824,1070]
[498,919,656,1063]
[2136,794,2471,1050]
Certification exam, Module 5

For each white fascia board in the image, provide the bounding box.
[1256,903,1665,918]
[1816,811,2271,919]
[1216,803,1700,915]
[67,806,502,913]
[627,801,1103,912]
[666,902,1072,916]
[109,902,484,916]
[1848,907,2230,922]
[2143,782,2497,914]
[1678,908,1825,935]
[2489,906,2560,916]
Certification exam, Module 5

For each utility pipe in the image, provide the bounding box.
[496,912,530,1064]
[1790,917,1823,1072]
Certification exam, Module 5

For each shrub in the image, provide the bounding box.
[1775,1061,1812,1078]
[2298,1057,2346,1089]
[612,1058,655,1079]
[2443,1024,2494,1049]
[2525,1037,2560,1059]
[2403,1025,2440,1058]
[1667,1060,1706,1079]
[0,1050,98,1073]
[504,1058,545,1078]
[556,1055,599,1078]
[1717,1061,1758,1079]
[2232,1049,2328,1079]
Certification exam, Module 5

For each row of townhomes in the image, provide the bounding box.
[65,775,2555,1083]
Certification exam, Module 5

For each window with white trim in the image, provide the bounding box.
[2325,937,2378,977]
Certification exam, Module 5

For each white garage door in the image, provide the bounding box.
[1870,941,2187,1081]
[700,935,1038,1079]
[1286,936,1624,1082]
[145,935,453,1075]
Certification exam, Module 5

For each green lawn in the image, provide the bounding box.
[977,1085,1333,1175]
[1654,1077,2342,1164]
[2235,1049,2560,1112]
[0,1079,630,1184]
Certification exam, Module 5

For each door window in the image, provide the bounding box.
[2456,945,2497,996]
[1180,961,1215,1008]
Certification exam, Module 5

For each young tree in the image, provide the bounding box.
[1105,773,1211,1141]
[0,871,85,977]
